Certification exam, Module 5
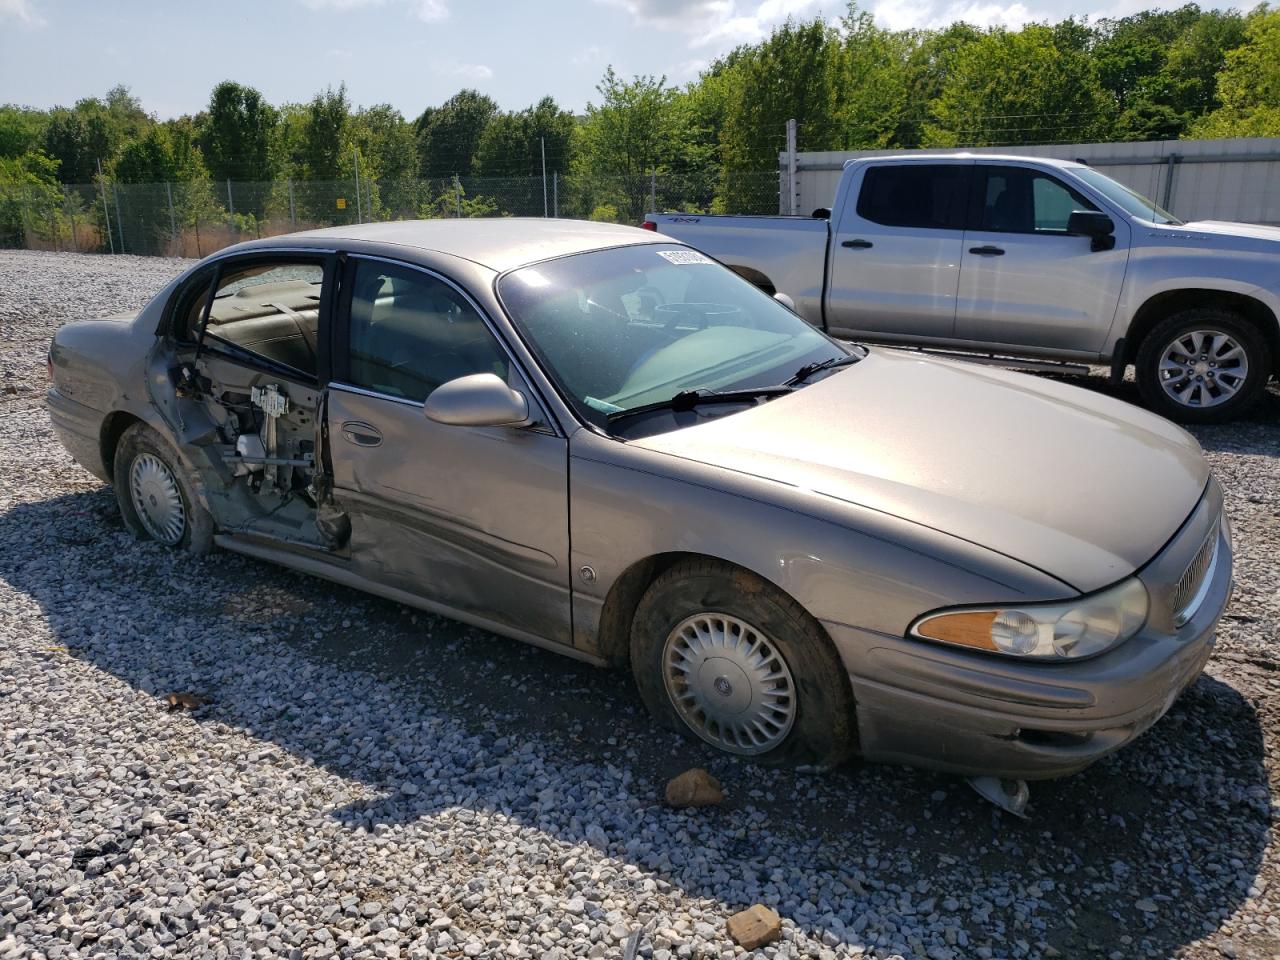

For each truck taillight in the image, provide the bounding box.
[641,220,657,231]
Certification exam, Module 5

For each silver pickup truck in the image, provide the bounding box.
[645,154,1280,422]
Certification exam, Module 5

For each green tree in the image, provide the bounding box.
[350,104,420,216]
[1191,6,1280,137]
[113,123,216,254]
[0,106,50,159]
[42,99,126,183]
[924,25,1111,146]
[0,150,62,247]
[474,96,575,179]
[895,23,983,147]
[200,81,278,186]
[301,85,351,181]
[834,7,910,150]
[414,89,497,178]
[575,68,676,220]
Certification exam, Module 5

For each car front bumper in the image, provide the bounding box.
[823,482,1231,781]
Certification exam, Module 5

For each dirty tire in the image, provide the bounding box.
[1135,308,1272,424]
[113,422,214,555]
[630,559,856,767]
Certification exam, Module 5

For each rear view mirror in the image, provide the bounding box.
[424,373,531,428]
[773,292,797,312]
[1068,210,1116,250]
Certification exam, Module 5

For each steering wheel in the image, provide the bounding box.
[655,302,706,332]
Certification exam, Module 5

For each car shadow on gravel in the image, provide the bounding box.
[2,488,1274,959]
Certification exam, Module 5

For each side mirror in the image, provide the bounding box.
[424,373,531,428]
[773,292,797,312]
[1067,210,1116,250]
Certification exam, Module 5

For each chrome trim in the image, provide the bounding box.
[328,380,423,409]
[1173,531,1220,628]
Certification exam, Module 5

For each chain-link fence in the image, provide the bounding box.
[0,171,781,257]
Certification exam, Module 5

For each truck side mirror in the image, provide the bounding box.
[1068,210,1116,251]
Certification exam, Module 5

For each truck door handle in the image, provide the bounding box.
[340,421,382,446]
[969,245,1005,256]
[841,239,874,249]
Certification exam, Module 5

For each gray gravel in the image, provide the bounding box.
[1,249,1279,960]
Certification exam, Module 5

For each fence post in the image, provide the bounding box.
[166,181,177,250]
[353,148,363,224]
[541,137,548,217]
[1162,153,1180,213]
[288,178,296,227]
[113,182,125,254]
[48,199,58,252]
[97,159,114,255]
[649,169,657,213]
[553,172,559,218]
[455,177,462,218]
[65,189,79,252]
[226,179,235,237]
[785,118,798,216]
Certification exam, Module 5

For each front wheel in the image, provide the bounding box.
[1135,309,1272,423]
[630,559,855,766]
[113,422,214,554]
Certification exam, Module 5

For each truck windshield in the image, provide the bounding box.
[1073,168,1183,225]
[498,244,853,433]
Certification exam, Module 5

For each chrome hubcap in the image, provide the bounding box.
[1158,330,1248,408]
[129,453,185,545]
[662,613,796,755]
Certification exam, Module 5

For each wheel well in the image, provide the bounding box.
[1124,289,1280,373]
[728,265,776,296]
[100,411,142,478]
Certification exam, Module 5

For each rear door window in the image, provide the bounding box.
[855,164,970,230]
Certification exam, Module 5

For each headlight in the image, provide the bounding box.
[910,577,1149,660]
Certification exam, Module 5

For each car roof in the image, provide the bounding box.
[251,218,668,272]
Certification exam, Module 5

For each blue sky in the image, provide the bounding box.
[0,0,1236,119]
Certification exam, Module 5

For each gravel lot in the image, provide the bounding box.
[1,249,1278,960]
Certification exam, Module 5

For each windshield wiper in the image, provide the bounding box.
[606,385,793,426]
[787,353,861,385]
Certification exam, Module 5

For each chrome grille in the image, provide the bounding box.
[1173,529,1218,627]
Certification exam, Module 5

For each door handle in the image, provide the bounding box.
[340,421,383,446]
[841,239,874,249]
[968,245,1005,256]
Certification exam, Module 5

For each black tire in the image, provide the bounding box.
[630,558,856,767]
[113,422,214,555]
[1135,308,1272,423]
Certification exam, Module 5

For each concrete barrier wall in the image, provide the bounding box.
[780,138,1280,225]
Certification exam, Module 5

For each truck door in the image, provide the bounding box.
[954,163,1130,355]
[824,161,971,342]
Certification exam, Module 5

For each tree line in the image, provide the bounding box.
[2,2,1277,249]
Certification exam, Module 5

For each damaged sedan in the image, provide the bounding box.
[47,220,1232,791]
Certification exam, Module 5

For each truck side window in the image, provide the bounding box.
[975,167,1098,234]
[855,165,969,230]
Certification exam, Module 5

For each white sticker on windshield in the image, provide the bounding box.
[656,249,713,265]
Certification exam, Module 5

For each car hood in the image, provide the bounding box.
[632,350,1208,593]
[1153,220,1280,253]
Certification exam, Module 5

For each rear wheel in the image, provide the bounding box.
[630,559,855,766]
[1135,309,1272,423]
[113,422,214,554]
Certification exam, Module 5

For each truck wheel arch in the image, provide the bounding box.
[1125,289,1280,374]
[728,265,776,296]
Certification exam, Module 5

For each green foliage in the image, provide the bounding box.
[0,150,62,246]
[418,178,499,218]
[302,85,351,182]
[200,81,278,186]
[0,106,50,159]
[415,90,497,178]
[924,25,1111,146]
[474,97,574,178]
[1190,6,1280,138]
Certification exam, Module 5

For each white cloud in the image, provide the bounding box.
[0,0,46,25]
[298,0,449,22]
[869,0,1032,30]
[326,47,354,59]
[601,0,823,49]
[571,44,608,66]
[431,59,493,81]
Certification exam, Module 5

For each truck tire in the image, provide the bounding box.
[1135,308,1272,423]
[113,422,215,555]
[630,558,856,767]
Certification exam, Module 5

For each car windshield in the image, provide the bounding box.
[1072,167,1183,225]
[498,244,855,434]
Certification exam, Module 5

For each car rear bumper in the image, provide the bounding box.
[47,387,109,481]
[824,486,1231,780]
